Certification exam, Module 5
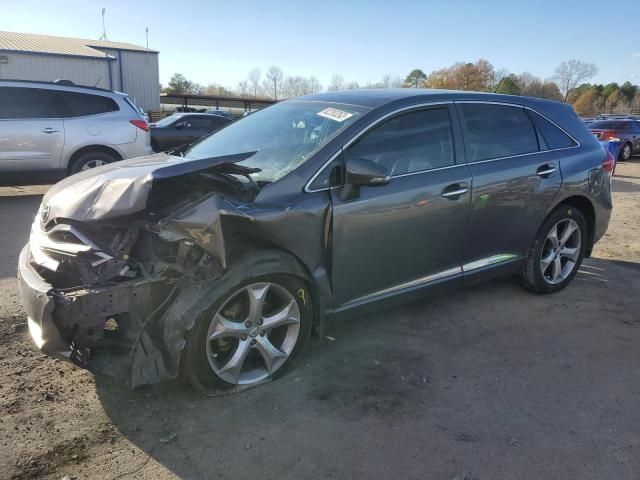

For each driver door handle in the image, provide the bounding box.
[441,183,469,199]
[41,128,60,134]
[536,164,557,177]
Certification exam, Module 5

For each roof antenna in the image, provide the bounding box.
[99,8,109,41]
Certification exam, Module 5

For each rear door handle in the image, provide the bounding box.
[441,183,469,199]
[41,128,60,134]
[536,164,556,178]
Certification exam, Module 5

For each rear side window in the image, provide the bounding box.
[459,104,538,162]
[589,121,627,130]
[0,87,57,119]
[528,110,577,150]
[344,107,455,176]
[54,91,119,117]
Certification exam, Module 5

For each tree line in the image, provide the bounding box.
[161,59,639,116]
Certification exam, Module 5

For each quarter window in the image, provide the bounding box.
[459,104,539,162]
[344,107,455,176]
[528,110,577,149]
[54,91,119,117]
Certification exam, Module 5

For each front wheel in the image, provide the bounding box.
[520,205,587,294]
[182,274,313,391]
[69,150,118,174]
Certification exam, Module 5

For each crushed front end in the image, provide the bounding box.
[18,211,212,380]
[17,154,259,387]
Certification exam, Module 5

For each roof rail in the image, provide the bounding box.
[52,79,75,86]
[0,78,115,93]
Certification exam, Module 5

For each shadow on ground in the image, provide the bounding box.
[94,256,640,480]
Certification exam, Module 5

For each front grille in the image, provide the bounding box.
[29,220,113,272]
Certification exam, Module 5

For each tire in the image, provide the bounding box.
[620,143,632,162]
[69,150,118,175]
[520,204,587,294]
[182,272,313,392]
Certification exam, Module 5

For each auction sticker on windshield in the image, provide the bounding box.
[317,107,354,122]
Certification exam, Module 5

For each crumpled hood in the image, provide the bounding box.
[42,152,256,222]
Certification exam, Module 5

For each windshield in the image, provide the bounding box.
[154,113,183,127]
[183,101,370,183]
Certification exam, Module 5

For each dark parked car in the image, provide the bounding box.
[589,119,640,161]
[205,109,233,119]
[18,89,612,391]
[150,113,231,152]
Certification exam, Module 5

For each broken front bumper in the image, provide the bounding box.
[17,244,158,364]
[18,245,70,359]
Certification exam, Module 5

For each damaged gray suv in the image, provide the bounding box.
[18,89,613,390]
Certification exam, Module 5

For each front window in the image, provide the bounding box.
[183,101,370,183]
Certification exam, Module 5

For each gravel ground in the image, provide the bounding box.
[0,160,639,480]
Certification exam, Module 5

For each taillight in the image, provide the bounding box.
[599,130,616,140]
[602,149,615,174]
[130,119,149,132]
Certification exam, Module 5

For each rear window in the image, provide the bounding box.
[459,103,539,162]
[54,91,119,117]
[589,121,628,130]
[528,110,577,150]
[0,86,57,119]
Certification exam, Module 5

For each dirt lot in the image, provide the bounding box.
[1,160,639,480]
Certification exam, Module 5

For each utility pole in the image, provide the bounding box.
[99,8,109,41]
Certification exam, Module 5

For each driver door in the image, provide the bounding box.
[330,105,471,307]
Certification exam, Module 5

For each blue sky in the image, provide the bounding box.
[4,0,639,89]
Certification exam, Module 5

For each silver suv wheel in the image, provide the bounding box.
[80,159,108,171]
[205,282,301,385]
[540,218,581,285]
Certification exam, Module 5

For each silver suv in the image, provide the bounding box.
[0,80,152,184]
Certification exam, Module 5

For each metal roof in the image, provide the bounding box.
[0,31,157,58]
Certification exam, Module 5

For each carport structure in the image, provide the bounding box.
[160,93,276,114]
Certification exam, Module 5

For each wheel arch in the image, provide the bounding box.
[551,195,596,257]
[67,144,123,173]
[227,233,327,338]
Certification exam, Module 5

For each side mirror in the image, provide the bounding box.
[341,158,390,200]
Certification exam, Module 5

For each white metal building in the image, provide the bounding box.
[0,31,160,112]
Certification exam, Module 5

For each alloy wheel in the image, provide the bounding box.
[80,159,107,171]
[205,282,301,385]
[540,218,581,285]
[622,144,632,161]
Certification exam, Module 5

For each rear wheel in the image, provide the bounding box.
[620,143,632,162]
[69,150,118,174]
[520,205,587,294]
[183,274,312,391]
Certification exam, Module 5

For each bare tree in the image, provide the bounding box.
[345,81,360,90]
[247,68,261,98]
[553,60,598,102]
[390,76,403,88]
[328,74,345,91]
[281,76,310,99]
[264,65,284,100]
[237,80,249,96]
[307,76,322,94]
